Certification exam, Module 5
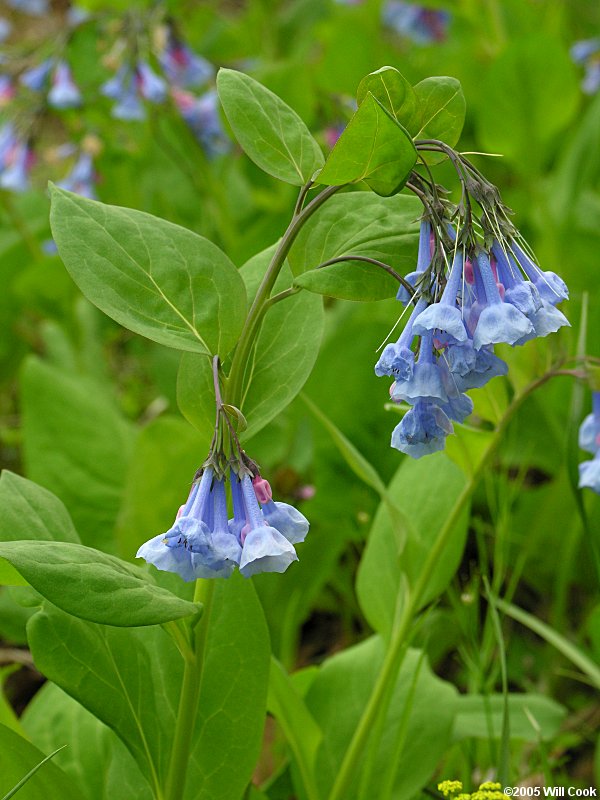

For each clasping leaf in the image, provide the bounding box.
[316,92,417,196]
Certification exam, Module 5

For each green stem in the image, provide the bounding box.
[226,184,342,406]
[164,580,215,800]
[327,370,562,800]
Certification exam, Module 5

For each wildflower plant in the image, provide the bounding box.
[0,61,578,800]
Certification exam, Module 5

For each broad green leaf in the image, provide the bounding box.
[477,35,578,172]
[217,68,324,185]
[49,186,247,357]
[27,606,181,795]
[294,260,400,301]
[305,639,457,800]
[287,192,420,302]
[356,452,468,640]
[317,93,417,196]
[0,724,80,800]
[357,66,420,133]
[28,575,270,800]
[413,76,466,159]
[21,357,135,552]
[453,694,566,742]
[22,682,153,800]
[177,352,216,443]
[0,540,199,626]
[179,249,324,441]
[115,416,205,561]
[0,471,80,545]
[0,471,80,587]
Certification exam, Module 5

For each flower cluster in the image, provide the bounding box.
[571,38,600,94]
[0,122,32,191]
[377,151,569,458]
[383,1,450,44]
[137,467,309,581]
[578,392,600,494]
[438,780,505,800]
[136,358,309,581]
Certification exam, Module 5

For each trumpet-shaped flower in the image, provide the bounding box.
[238,476,298,577]
[391,399,453,458]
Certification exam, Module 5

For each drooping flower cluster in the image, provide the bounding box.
[578,392,600,494]
[377,151,569,458]
[137,467,309,581]
[136,358,309,581]
[383,1,450,44]
[571,38,600,95]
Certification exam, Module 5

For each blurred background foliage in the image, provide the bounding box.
[1,0,600,795]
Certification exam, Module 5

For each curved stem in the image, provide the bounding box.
[226,184,343,407]
[327,369,565,800]
[164,579,215,800]
[314,255,415,297]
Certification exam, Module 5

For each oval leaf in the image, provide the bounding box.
[317,93,417,196]
[217,68,324,185]
[49,186,247,357]
[288,192,420,302]
[0,540,200,626]
[357,66,420,133]
[413,76,466,157]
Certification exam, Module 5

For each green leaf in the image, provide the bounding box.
[0,724,80,800]
[305,639,457,800]
[0,471,80,545]
[22,682,153,800]
[0,471,81,586]
[49,186,247,357]
[21,357,135,552]
[27,575,270,800]
[179,249,324,441]
[356,66,420,133]
[0,541,199,626]
[356,453,469,640]
[477,35,578,172]
[287,192,420,302]
[217,68,324,185]
[452,694,567,742]
[413,76,466,158]
[317,93,417,196]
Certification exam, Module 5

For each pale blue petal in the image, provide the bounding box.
[473,303,534,349]
[239,525,298,577]
[579,456,600,494]
[136,533,196,582]
[412,303,468,342]
[262,501,309,544]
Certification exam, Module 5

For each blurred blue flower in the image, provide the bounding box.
[383,1,450,44]
[579,452,600,494]
[21,58,53,91]
[0,136,32,192]
[0,18,12,44]
[136,61,167,103]
[571,38,600,94]
[578,393,600,494]
[172,88,230,158]
[160,39,214,88]
[57,152,97,199]
[6,0,48,15]
[48,61,82,109]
